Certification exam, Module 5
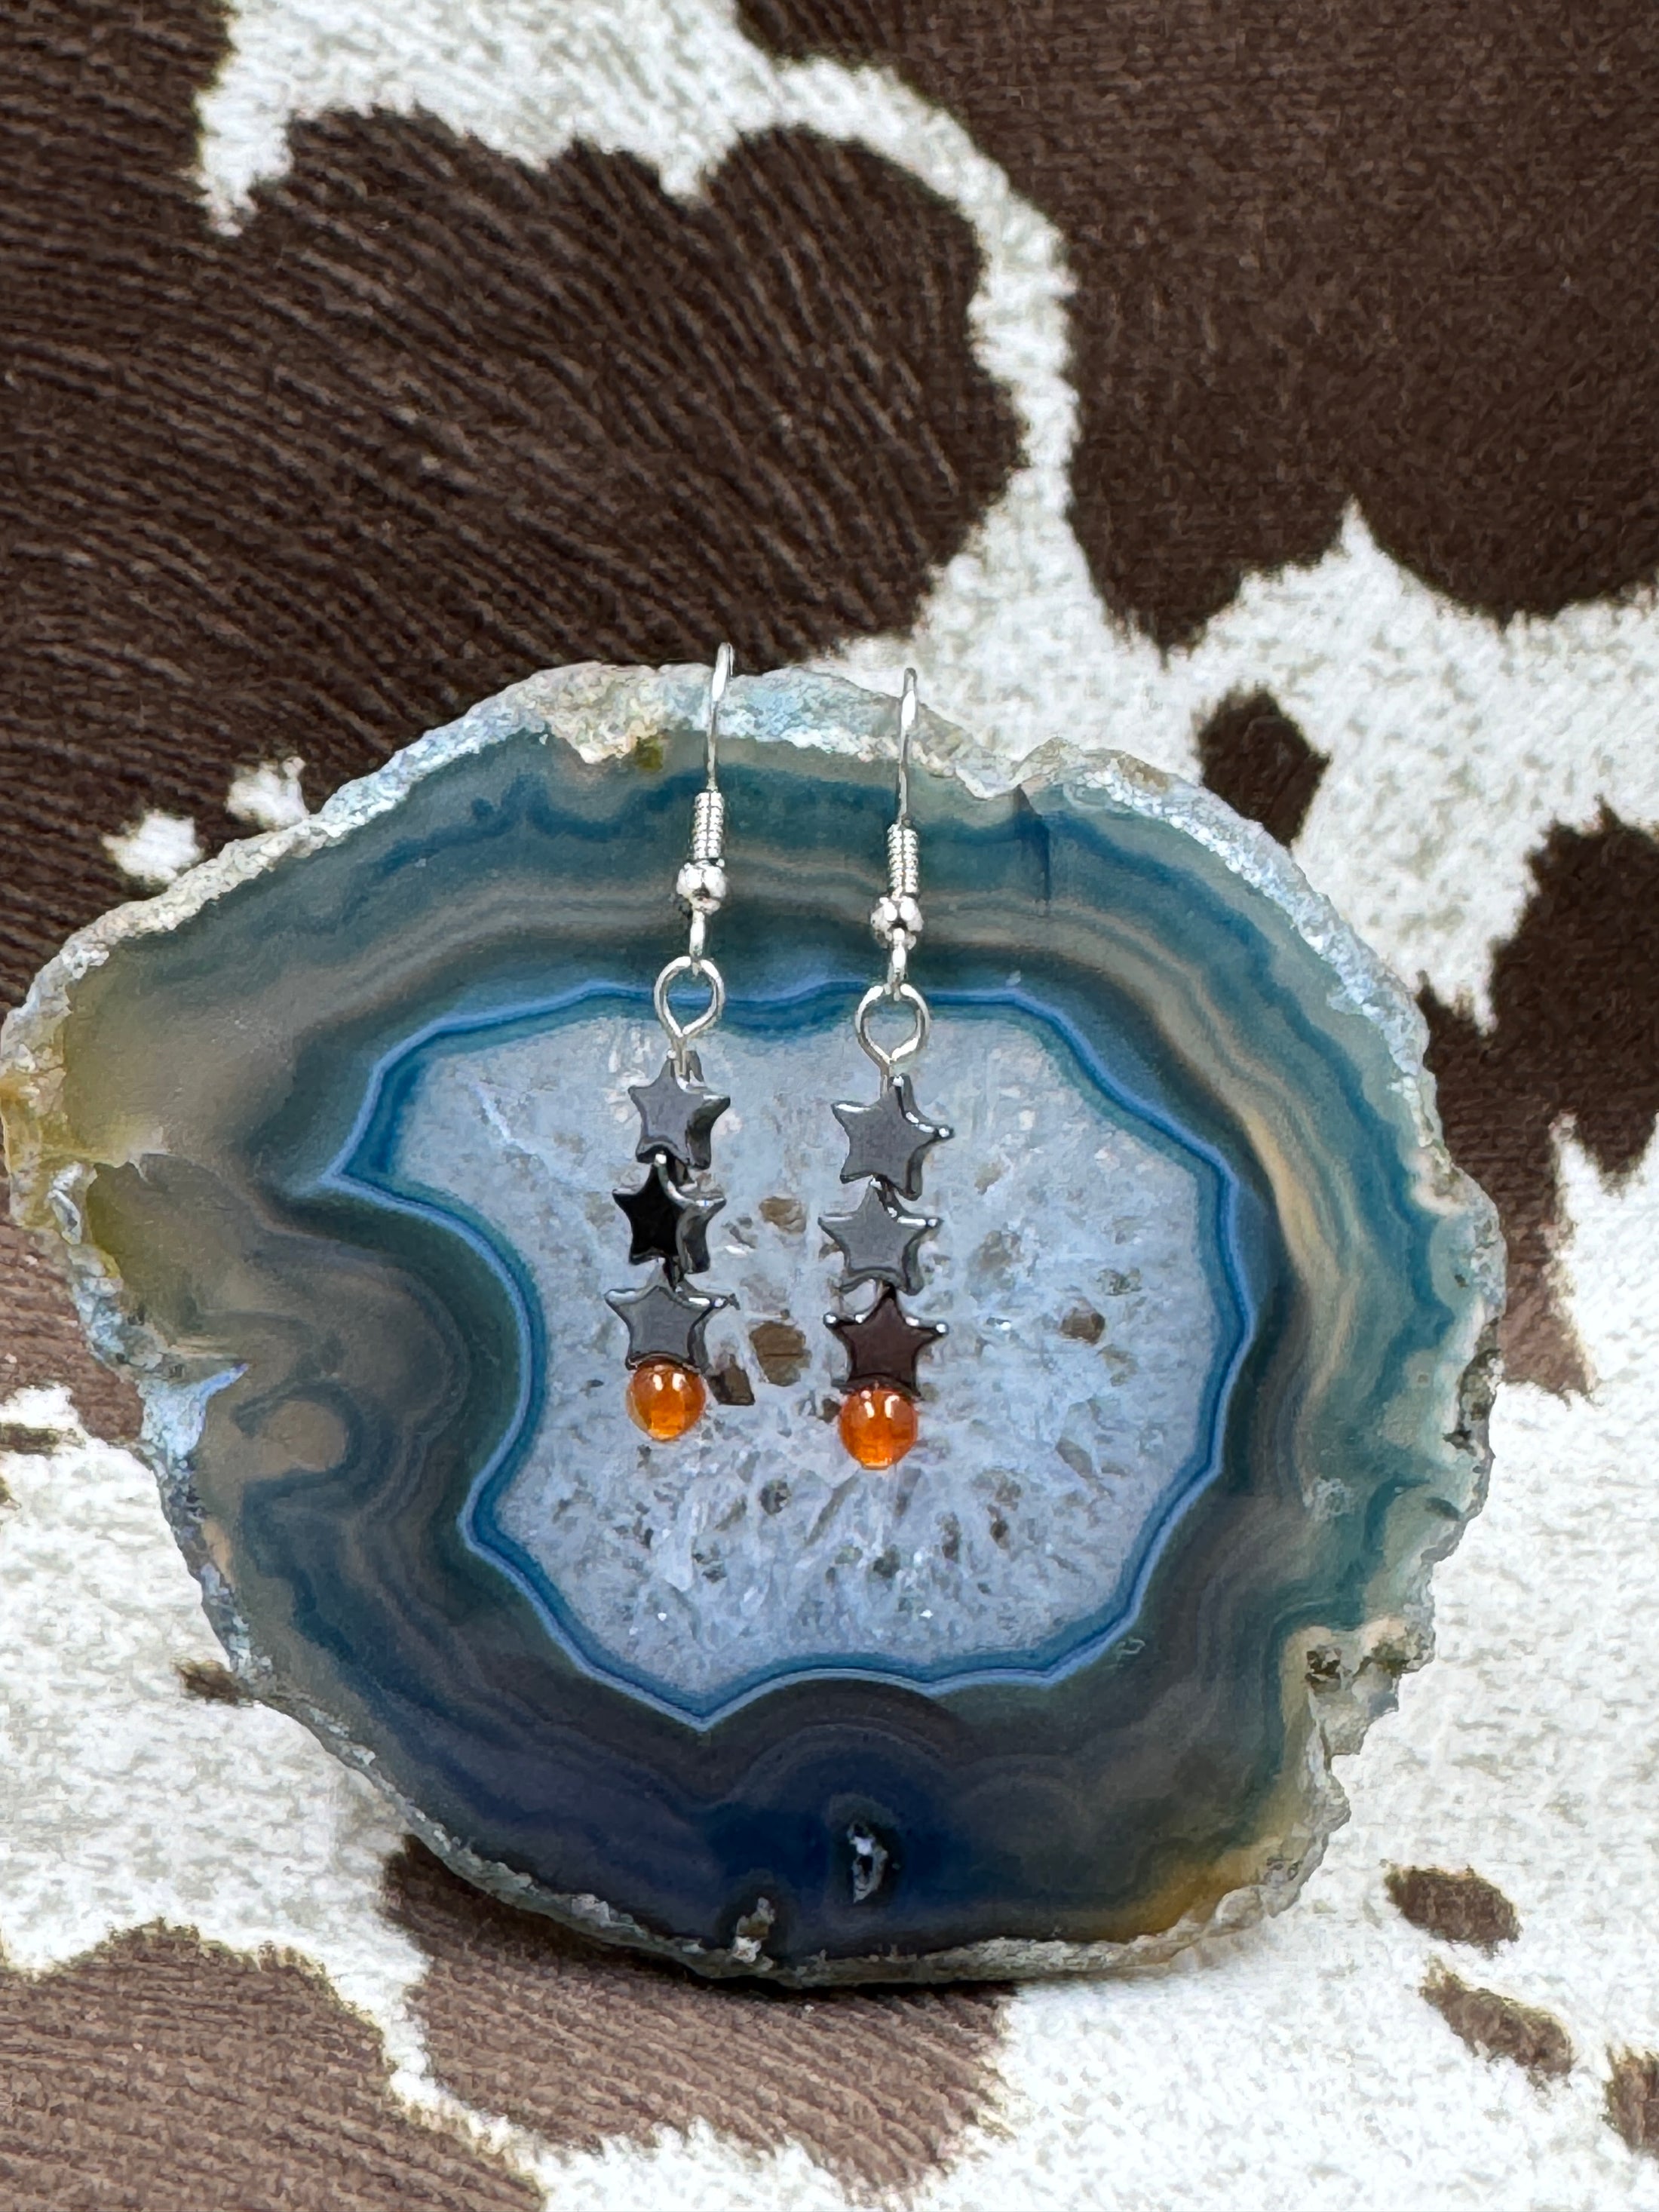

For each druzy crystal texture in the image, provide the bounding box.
[0,664,1501,1983]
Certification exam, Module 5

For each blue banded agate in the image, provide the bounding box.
[0,664,1501,1983]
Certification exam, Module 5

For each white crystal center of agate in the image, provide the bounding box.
[392,1006,1232,1702]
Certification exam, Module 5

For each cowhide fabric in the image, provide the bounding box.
[1,3,1657,2207]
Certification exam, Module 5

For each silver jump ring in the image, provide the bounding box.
[854,979,931,1079]
[654,953,725,1069]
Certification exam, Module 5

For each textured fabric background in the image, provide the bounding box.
[2,3,1659,2207]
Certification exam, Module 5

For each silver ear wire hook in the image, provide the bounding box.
[704,640,731,785]
[656,646,733,1075]
[895,663,915,822]
[856,667,931,1078]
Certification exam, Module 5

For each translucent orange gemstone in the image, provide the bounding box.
[838,1385,918,1470]
[626,1359,707,1441]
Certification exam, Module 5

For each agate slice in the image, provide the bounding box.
[0,665,1501,1983]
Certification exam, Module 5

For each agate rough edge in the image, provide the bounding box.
[0,664,1502,1985]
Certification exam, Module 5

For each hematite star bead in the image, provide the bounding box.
[820,1182,937,1296]
[606,1269,731,1373]
[832,1074,952,1200]
[825,1285,946,1394]
[613,1157,723,1277]
[627,1053,730,1173]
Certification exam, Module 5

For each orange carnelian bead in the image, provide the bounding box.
[839,1385,918,1470]
[626,1359,707,1441]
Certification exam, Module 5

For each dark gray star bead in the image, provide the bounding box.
[825,1286,946,1394]
[820,1182,937,1295]
[627,1052,730,1172]
[613,1158,723,1277]
[832,1074,952,1200]
[606,1269,731,1373]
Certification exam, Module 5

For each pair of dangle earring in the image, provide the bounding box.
[606,655,949,1465]
[606,646,738,1440]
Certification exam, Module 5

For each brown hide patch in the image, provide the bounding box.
[0,1204,142,1443]
[1608,2050,1659,2156]
[1422,808,1659,1392]
[1194,692,1328,847]
[739,0,1659,645]
[1421,1965,1573,2083]
[1385,1866,1520,1953]
[0,1924,538,2212]
[0,0,1018,1006]
[385,1839,1007,2198]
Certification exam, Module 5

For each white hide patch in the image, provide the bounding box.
[103,811,204,889]
[226,755,310,830]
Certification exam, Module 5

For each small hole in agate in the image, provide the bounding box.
[847,1821,891,1904]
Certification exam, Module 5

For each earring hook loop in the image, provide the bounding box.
[655,953,726,1071]
[854,977,931,1078]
